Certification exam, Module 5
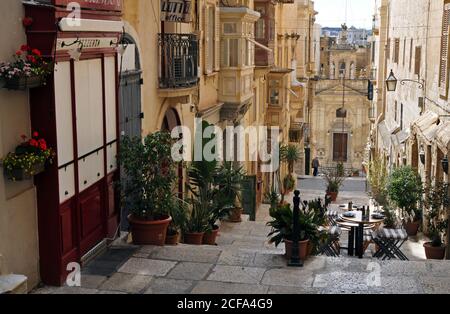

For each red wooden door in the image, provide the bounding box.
[79,184,105,255]
[333,133,348,162]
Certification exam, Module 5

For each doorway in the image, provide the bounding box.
[119,34,142,231]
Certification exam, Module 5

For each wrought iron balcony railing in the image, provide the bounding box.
[158,33,199,89]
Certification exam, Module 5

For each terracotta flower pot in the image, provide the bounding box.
[326,191,338,202]
[203,225,220,245]
[128,215,172,246]
[165,232,180,246]
[228,207,243,223]
[423,242,446,260]
[184,232,205,245]
[404,221,420,236]
[284,239,310,261]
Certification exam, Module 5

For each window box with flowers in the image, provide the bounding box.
[0,45,52,91]
[1,132,54,182]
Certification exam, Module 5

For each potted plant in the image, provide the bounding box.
[267,203,322,260]
[280,144,300,202]
[0,45,52,90]
[166,198,188,245]
[323,163,345,202]
[184,198,210,245]
[368,157,389,207]
[217,162,245,223]
[2,132,54,181]
[387,166,423,236]
[423,182,449,260]
[185,121,222,244]
[118,132,176,246]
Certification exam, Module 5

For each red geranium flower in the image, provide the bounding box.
[20,44,30,52]
[16,50,22,56]
[33,131,39,138]
[29,139,39,148]
[22,17,33,27]
[31,49,42,57]
[21,134,27,141]
[27,55,36,63]
[39,139,47,151]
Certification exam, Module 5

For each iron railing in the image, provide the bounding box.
[158,33,198,89]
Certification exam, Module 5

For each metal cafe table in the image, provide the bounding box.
[339,209,385,259]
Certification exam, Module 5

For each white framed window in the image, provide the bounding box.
[221,38,239,68]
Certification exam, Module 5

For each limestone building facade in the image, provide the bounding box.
[311,25,371,173]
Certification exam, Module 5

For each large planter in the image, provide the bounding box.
[404,221,420,236]
[184,232,205,245]
[228,207,243,223]
[0,79,5,89]
[284,239,310,261]
[423,242,446,260]
[203,225,220,245]
[326,191,338,202]
[128,215,172,246]
[4,75,45,90]
[165,232,180,246]
[4,162,45,181]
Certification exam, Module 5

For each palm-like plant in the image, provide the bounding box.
[280,144,301,174]
[186,154,221,233]
[215,161,245,210]
[267,203,323,252]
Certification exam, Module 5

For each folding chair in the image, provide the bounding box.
[372,228,409,261]
[318,225,342,257]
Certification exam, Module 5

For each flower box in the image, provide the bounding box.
[3,75,45,90]
[4,162,45,181]
[1,132,54,182]
[5,76,45,90]
[0,45,51,91]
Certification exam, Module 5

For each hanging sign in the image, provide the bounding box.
[161,0,192,23]
[54,0,123,12]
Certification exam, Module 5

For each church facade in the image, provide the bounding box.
[310,25,371,174]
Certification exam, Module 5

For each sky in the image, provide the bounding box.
[314,0,375,29]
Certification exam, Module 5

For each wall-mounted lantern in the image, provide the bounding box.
[419,146,426,165]
[442,155,449,174]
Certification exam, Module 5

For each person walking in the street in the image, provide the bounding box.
[312,157,320,177]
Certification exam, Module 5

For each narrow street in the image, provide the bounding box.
[32,177,447,295]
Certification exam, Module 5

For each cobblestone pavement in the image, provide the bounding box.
[32,177,450,294]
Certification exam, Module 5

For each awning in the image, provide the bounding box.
[435,121,450,152]
[246,38,272,52]
[377,121,391,149]
[390,129,410,149]
[411,110,439,142]
[397,128,410,144]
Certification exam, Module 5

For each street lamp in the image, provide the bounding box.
[442,155,449,174]
[386,70,398,92]
[386,69,425,92]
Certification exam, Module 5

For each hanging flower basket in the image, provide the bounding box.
[1,132,54,182]
[0,45,51,91]
[4,75,45,90]
[4,162,45,181]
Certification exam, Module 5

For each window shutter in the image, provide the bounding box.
[386,38,391,60]
[394,38,400,63]
[439,4,450,98]
[203,5,211,74]
[214,6,220,71]
[415,46,422,77]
